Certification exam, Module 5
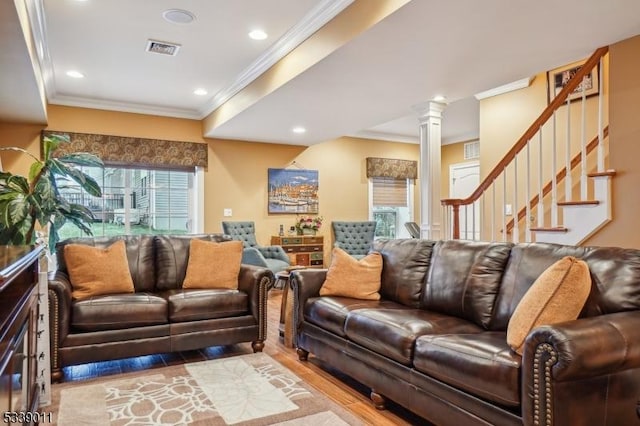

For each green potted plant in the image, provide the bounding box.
[0,133,103,251]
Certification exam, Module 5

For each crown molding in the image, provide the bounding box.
[474,76,533,100]
[50,95,202,120]
[199,0,354,118]
[27,0,56,102]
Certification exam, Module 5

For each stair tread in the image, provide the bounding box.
[588,169,616,178]
[557,200,600,206]
[530,226,568,233]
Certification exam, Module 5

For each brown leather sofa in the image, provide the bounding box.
[292,239,640,425]
[48,234,273,381]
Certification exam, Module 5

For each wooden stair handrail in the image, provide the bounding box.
[504,126,609,234]
[441,46,609,210]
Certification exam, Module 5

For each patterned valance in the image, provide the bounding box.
[366,157,417,180]
[42,131,208,169]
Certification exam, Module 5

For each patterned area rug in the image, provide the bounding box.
[48,353,363,425]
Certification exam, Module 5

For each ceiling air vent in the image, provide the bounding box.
[146,39,181,56]
[464,140,480,160]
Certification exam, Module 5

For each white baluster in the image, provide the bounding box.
[538,130,544,228]
[565,98,572,202]
[491,181,496,242]
[580,77,587,200]
[463,204,469,240]
[471,201,476,241]
[551,112,558,227]
[502,171,507,243]
[597,56,605,172]
[513,157,519,243]
[526,140,531,242]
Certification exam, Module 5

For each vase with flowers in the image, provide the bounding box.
[295,215,323,236]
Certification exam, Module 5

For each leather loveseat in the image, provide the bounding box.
[292,238,640,425]
[48,234,273,381]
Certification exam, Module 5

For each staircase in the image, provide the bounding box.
[442,47,612,245]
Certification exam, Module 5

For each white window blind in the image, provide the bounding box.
[372,177,408,207]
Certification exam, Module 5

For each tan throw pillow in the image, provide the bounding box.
[507,256,591,355]
[64,240,135,300]
[319,247,383,300]
[183,239,243,289]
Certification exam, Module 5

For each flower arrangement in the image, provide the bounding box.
[295,215,323,234]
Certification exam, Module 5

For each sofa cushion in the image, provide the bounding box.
[72,293,168,332]
[154,234,233,290]
[413,332,521,407]
[303,297,394,337]
[344,309,483,365]
[161,289,249,322]
[373,239,436,308]
[422,240,512,328]
[64,240,135,300]
[507,256,591,354]
[56,235,156,292]
[183,239,243,289]
[320,248,382,300]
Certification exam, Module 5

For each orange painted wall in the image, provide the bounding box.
[584,35,640,248]
[0,105,420,260]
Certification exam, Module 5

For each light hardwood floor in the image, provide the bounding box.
[60,289,425,425]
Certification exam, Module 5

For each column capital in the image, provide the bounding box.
[412,101,446,124]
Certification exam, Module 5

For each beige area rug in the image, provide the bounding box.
[47,353,363,425]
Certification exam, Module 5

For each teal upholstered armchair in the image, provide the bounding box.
[221,221,291,274]
[331,221,377,260]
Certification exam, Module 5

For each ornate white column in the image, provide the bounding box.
[413,101,446,240]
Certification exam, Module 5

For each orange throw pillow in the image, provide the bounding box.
[183,239,243,289]
[507,256,591,355]
[319,247,383,300]
[64,240,135,300]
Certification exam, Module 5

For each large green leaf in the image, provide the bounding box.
[42,134,69,161]
[28,161,45,183]
[3,174,29,194]
[49,159,102,197]
[59,152,103,168]
[7,196,30,224]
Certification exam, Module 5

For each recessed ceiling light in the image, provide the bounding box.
[193,88,208,96]
[248,29,268,40]
[292,126,306,134]
[162,9,196,24]
[66,70,84,79]
[433,94,446,102]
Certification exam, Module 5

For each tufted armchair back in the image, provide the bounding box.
[332,221,377,259]
[221,221,259,249]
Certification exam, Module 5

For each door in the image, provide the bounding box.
[450,162,480,240]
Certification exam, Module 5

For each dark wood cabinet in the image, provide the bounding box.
[271,235,324,267]
[0,246,43,424]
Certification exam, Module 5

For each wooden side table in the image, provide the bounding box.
[276,268,302,348]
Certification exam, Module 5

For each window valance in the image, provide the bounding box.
[366,157,417,180]
[42,131,208,169]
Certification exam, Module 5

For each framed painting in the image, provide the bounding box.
[268,168,319,214]
[547,60,599,103]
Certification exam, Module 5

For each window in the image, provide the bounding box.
[369,177,414,239]
[58,165,202,239]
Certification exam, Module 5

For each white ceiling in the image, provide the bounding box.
[3,0,640,146]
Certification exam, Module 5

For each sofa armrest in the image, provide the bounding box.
[290,268,327,331]
[48,270,73,373]
[522,311,640,426]
[238,264,273,342]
